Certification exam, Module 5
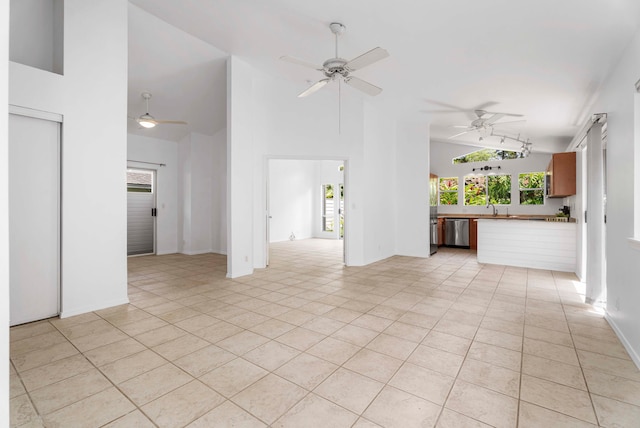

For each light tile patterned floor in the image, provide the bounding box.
[9,239,640,427]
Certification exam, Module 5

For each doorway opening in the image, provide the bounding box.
[266,159,347,267]
[127,168,157,256]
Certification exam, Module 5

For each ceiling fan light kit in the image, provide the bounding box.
[280,22,389,98]
[133,92,188,129]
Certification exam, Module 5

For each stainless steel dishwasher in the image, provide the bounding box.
[444,218,470,247]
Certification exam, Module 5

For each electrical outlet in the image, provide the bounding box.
[244,255,248,262]
[615,297,620,311]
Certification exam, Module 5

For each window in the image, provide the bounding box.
[453,148,524,164]
[126,169,153,193]
[464,175,486,205]
[439,177,458,205]
[322,184,334,232]
[488,174,511,204]
[465,174,511,205]
[519,172,545,205]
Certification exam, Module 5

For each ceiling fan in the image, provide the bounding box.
[132,92,187,129]
[280,22,389,98]
[448,109,525,139]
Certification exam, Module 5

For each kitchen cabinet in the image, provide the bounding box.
[437,218,445,246]
[546,152,576,197]
[477,219,576,271]
[469,218,478,250]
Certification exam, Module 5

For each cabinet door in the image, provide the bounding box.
[547,152,576,197]
[470,219,478,250]
[437,218,444,246]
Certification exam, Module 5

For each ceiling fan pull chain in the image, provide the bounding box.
[338,78,342,134]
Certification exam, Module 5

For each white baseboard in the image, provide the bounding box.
[605,312,640,370]
[60,296,130,319]
[181,249,213,256]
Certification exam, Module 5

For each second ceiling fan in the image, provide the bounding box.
[281,22,389,98]
[449,109,525,139]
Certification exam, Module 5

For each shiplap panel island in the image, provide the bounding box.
[477,219,576,272]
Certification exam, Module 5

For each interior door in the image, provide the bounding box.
[9,113,60,326]
[127,168,156,255]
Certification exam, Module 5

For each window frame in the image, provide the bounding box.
[438,177,459,206]
[518,171,546,205]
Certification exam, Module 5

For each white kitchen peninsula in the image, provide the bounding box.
[477,219,576,272]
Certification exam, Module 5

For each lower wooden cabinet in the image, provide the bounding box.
[437,218,444,246]
[470,219,478,250]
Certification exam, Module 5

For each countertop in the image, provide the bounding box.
[437,213,576,222]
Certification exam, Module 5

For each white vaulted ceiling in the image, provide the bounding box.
[128,0,640,152]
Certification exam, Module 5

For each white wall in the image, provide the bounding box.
[189,133,214,254]
[363,102,398,262]
[178,132,221,255]
[227,57,257,277]
[587,27,640,366]
[397,122,430,258]
[2,0,10,423]
[211,127,227,254]
[9,0,129,317]
[269,160,316,242]
[252,72,367,266]
[226,57,428,274]
[9,0,63,74]
[431,140,564,216]
[127,134,179,254]
[268,159,345,243]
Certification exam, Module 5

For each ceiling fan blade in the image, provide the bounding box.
[345,47,389,71]
[344,76,383,96]
[451,125,474,129]
[154,120,188,125]
[298,79,330,98]
[449,129,474,139]
[280,56,322,70]
[485,111,524,117]
[421,109,469,114]
[483,113,505,125]
[492,119,527,126]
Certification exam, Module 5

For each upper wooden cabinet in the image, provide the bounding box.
[546,152,576,198]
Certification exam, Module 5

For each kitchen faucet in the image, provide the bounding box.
[487,202,497,216]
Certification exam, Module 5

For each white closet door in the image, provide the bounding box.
[9,113,60,326]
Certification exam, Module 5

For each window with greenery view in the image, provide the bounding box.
[439,177,458,205]
[465,174,511,205]
[322,184,334,232]
[464,175,486,205]
[519,172,545,205]
[488,174,511,204]
[453,148,524,164]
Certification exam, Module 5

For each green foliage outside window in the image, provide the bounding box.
[465,174,511,205]
[464,176,487,205]
[453,148,523,164]
[519,172,545,205]
[324,184,334,199]
[488,175,511,204]
[439,177,458,205]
